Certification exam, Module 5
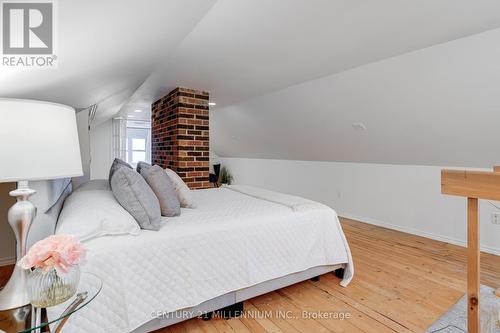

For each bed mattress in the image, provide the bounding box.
[50,187,353,333]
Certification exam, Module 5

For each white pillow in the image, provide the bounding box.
[164,168,195,208]
[74,179,110,192]
[56,189,140,241]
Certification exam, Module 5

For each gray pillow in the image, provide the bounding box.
[110,167,162,231]
[136,161,151,174]
[109,158,132,184]
[140,165,180,217]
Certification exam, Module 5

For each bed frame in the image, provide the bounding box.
[132,264,345,332]
[27,179,346,332]
[441,166,500,333]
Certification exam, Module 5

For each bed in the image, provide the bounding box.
[27,179,353,333]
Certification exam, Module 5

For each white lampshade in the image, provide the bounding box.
[0,99,83,182]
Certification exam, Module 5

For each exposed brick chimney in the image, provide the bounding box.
[151,87,211,189]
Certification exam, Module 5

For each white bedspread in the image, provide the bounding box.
[51,187,353,333]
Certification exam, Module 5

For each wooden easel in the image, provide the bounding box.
[441,166,500,333]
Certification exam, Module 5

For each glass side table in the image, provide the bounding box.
[0,272,102,333]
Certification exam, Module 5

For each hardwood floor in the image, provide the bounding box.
[1,219,499,332]
[157,218,500,333]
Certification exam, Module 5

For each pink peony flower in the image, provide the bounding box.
[19,235,86,274]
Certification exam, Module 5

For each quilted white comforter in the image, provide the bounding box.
[51,186,353,333]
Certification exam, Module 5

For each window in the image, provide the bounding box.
[126,121,151,167]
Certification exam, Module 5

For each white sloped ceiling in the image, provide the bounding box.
[212,27,500,167]
[123,0,500,111]
[0,0,217,125]
[121,0,500,166]
[2,0,500,166]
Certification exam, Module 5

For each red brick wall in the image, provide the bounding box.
[151,87,211,189]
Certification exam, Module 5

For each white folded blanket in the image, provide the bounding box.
[224,184,354,288]
[223,184,328,212]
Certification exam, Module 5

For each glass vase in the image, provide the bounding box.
[27,265,80,308]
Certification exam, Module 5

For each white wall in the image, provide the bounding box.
[221,158,500,255]
[90,119,113,180]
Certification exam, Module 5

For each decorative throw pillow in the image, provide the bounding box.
[164,168,195,208]
[140,165,180,217]
[110,167,162,231]
[108,158,132,184]
[136,161,151,174]
[56,189,140,241]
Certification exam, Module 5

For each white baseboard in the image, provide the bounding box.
[0,256,15,267]
[338,212,500,256]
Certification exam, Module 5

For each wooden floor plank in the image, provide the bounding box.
[242,302,283,333]
[311,275,412,333]
[209,319,237,333]
[248,297,301,333]
[2,218,499,333]
[254,288,333,333]
[236,303,271,333]
[278,281,388,333]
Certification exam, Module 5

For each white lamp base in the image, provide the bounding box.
[0,265,30,310]
[0,181,36,311]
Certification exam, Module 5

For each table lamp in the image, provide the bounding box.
[0,99,82,310]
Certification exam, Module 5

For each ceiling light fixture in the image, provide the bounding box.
[134,109,142,113]
[208,102,216,106]
[128,115,135,118]
[352,122,367,131]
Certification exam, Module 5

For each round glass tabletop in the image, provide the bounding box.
[0,272,102,333]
